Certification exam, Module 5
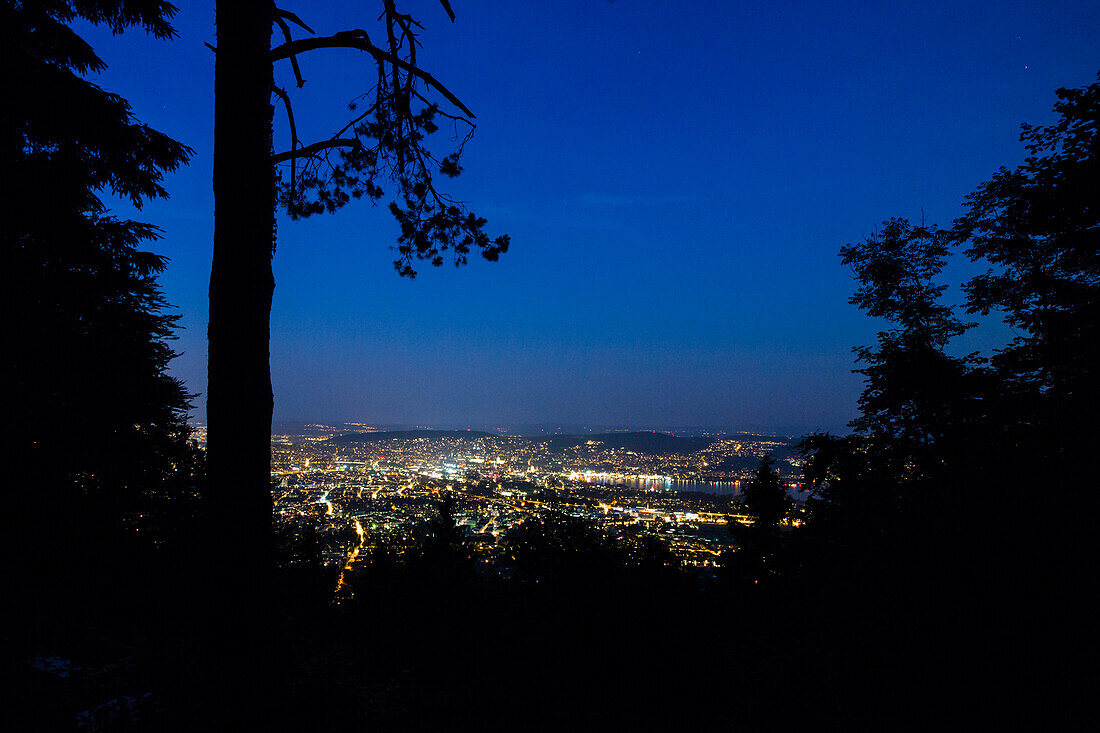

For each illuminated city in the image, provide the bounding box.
[258,425,807,592]
[13,1,1095,728]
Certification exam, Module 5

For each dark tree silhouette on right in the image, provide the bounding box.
[787,75,1100,729]
[951,75,1099,528]
[943,76,1099,595]
[951,75,1100,724]
[955,75,1099,406]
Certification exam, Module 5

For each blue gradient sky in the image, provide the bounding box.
[77,1,1098,433]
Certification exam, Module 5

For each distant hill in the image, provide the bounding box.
[535,431,717,455]
[324,428,792,456]
[328,429,492,444]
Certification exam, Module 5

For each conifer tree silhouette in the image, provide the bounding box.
[4,0,194,628]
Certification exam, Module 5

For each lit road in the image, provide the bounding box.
[335,515,366,594]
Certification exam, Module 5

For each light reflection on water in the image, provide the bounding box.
[584,476,739,497]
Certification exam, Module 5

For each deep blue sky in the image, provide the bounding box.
[78,1,1098,433]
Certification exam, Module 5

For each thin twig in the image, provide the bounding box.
[332,99,384,139]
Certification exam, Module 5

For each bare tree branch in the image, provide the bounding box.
[410,87,472,126]
[383,0,406,168]
[275,8,315,34]
[270,30,475,118]
[273,16,306,88]
[267,2,507,278]
[271,86,299,148]
[272,138,361,164]
[272,85,299,196]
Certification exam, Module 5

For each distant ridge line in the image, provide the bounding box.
[327,429,493,444]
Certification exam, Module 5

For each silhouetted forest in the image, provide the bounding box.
[7,2,1097,731]
[6,1,202,728]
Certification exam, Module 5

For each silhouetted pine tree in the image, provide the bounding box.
[724,454,789,585]
[4,3,199,728]
[740,454,788,529]
[4,0,195,618]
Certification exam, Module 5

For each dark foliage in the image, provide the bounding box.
[5,1,204,728]
[723,454,790,586]
[5,0,197,594]
[739,453,788,529]
[785,74,1100,728]
[956,74,1099,403]
[840,217,977,462]
[270,1,509,277]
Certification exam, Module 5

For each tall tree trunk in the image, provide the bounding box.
[205,0,276,720]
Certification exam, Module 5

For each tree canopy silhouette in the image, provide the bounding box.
[788,74,1100,728]
[953,74,1099,484]
[5,7,203,730]
[740,453,788,528]
[840,217,976,466]
[4,0,196,619]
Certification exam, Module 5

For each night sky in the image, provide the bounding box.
[76,1,1098,433]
